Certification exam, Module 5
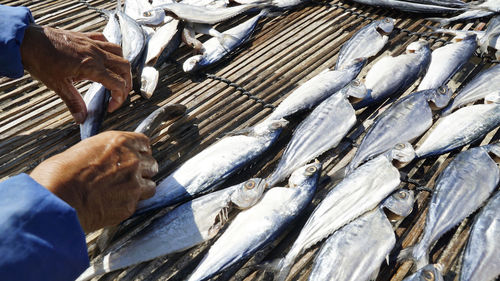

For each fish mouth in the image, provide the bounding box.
[390,143,415,168]
[382,207,405,222]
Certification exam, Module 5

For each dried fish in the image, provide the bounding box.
[124,0,165,26]
[134,103,186,137]
[276,143,415,281]
[187,162,321,281]
[335,18,394,70]
[350,0,464,13]
[145,19,181,66]
[402,264,444,281]
[135,119,288,214]
[415,94,500,158]
[399,144,500,270]
[428,9,494,26]
[417,34,476,91]
[77,178,267,281]
[309,190,415,281]
[346,87,452,174]
[267,80,367,186]
[265,58,366,122]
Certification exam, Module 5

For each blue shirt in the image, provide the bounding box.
[0,4,90,280]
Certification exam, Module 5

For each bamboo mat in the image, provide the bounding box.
[0,0,498,280]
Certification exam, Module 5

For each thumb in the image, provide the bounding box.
[55,80,87,124]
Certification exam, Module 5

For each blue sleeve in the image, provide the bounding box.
[0,174,90,281]
[0,5,34,78]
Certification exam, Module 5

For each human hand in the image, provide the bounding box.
[30,131,157,232]
[20,24,132,124]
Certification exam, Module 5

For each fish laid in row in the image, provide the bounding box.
[309,189,415,281]
[187,162,321,281]
[399,143,500,270]
[346,86,452,174]
[77,178,267,281]
[275,143,416,281]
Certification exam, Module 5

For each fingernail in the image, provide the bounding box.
[74,112,85,124]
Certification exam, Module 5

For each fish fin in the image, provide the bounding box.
[397,244,429,270]
[426,17,451,27]
[397,246,415,263]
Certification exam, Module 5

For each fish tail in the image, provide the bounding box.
[273,257,294,281]
[75,264,105,281]
[426,17,451,27]
[397,242,429,270]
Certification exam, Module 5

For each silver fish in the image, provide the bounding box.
[179,0,229,8]
[404,0,466,7]
[265,58,366,122]
[151,2,264,24]
[187,162,321,281]
[134,103,186,137]
[308,189,415,281]
[417,34,476,91]
[76,178,267,281]
[479,16,500,53]
[350,0,464,13]
[145,19,181,66]
[399,144,500,270]
[402,264,444,281]
[183,10,267,72]
[441,64,500,116]
[346,87,452,174]
[461,187,500,281]
[335,18,394,70]
[117,11,148,71]
[139,66,159,98]
[124,0,165,26]
[135,119,288,214]
[275,143,416,281]
[356,40,431,108]
[415,95,500,158]
[428,10,494,26]
[267,80,367,186]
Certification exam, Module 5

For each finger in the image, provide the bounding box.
[139,156,158,179]
[102,53,132,96]
[138,178,156,200]
[96,41,124,57]
[54,80,87,124]
[83,67,129,112]
[120,131,151,154]
[86,32,108,42]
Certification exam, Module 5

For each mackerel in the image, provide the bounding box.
[402,264,444,281]
[265,58,366,122]
[136,119,288,214]
[415,94,500,158]
[346,87,452,174]
[187,162,321,281]
[276,143,416,281]
[77,178,267,281]
[335,18,394,70]
[356,40,431,108]
[309,189,415,281]
[399,144,500,270]
[417,34,476,91]
[441,64,500,115]
[461,187,500,281]
[267,80,367,186]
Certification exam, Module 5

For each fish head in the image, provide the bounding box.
[381,189,415,221]
[376,17,395,35]
[403,264,444,281]
[387,142,415,168]
[339,57,367,73]
[140,66,159,99]
[406,40,429,54]
[183,55,203,72]
[135,8,165,26]
[343,79,368,104]
[230,178,268,209]
[484,91,500,104]
[253,118,289,135]
[288,160,322,189]
[451,32,477,42]
[427,86,452,110]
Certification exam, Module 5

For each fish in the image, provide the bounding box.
[441,64,500,116]
[398,143,500,270]
[80,8,122,139]
[145,19,181,66]
[151,2,265,24]
[415,94,500,158]
[182,24,204,52]
[139,66,159,98]
[186,162,321,281]
[275,142,416,281]
[308,189,415,281]
[134,103,187,137]
[179,0,229,8]
[346,86,452,174]
[417,34,476,91]
[402,264,444,281]
[267,80,367,186]
[264,58,366,122]
[124,0,165,26]
[404,0,466,7]
[182,10,267,72]
[335,18,394,70]
[356,40,431,108]
[135,119,288,214]
[478,16,500,54]
[428,9,494,26]
[76,178,267,281]
[349,0,465,13]
[460,188,500,281]
[117,11,148,72]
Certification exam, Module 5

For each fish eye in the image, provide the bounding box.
[244,180,255,190]
[398,190,407,199]
[143,11,152,17]
[438,86,447,94]
[306,166,317,174]
[423,270,434,281]
[395,143,405,150]
[351,79,360,87]
[384,18,391,23]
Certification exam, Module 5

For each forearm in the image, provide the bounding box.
[0,4,34,78]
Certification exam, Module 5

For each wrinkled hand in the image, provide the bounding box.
[30,131,157,232]
[21,24,132,124]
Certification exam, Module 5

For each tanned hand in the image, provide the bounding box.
[30,131,158,232]
[20,24,132,124]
